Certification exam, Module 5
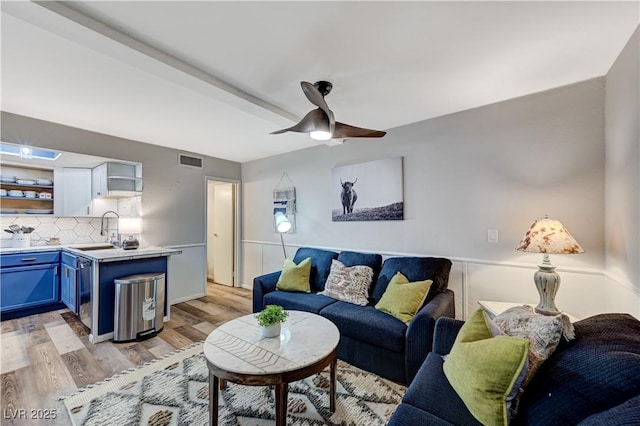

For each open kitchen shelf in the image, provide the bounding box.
[1,164,54,215]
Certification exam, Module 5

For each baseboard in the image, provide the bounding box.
[169,292,206,305]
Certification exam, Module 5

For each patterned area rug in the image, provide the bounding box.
[61,342,406,426]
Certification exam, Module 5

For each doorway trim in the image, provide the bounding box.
[205,176,241,289]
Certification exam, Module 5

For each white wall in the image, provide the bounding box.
[242,78,614,320]
[605,26,640,316]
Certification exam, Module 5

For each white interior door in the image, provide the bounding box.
[209,181,234,286]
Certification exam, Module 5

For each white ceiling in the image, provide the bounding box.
[2,1,638,163]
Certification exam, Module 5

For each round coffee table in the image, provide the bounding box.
[204,310,340,426]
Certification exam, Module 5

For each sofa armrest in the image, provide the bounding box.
[432,317,464,355]
[405,289,455,383]
[252,271,281,313]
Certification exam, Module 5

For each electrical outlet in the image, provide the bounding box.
[487,229,499,243]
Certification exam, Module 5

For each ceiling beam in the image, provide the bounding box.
[33,1,299,123]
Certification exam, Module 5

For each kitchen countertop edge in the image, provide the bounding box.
[0,245,182,262]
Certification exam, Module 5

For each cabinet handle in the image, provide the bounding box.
[54,266,59,275]
[65,268,69,277]
[21,257,37,262]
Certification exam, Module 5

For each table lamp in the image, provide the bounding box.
[274,212,292,258]
[516,215,584,315]
[119,217,143,250]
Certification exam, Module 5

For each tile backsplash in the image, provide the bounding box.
[0,197,142,248]
[0,216,119,248]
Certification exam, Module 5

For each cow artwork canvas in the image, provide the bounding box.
[332,157,404,221]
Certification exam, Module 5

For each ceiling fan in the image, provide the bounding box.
[271,81,386,141]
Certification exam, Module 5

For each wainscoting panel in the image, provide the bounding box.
[604,274,640,318]
[242,241,639,320]
[166,244,206,304]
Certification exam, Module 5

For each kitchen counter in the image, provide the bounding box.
[1,244,182,262]
[1,243,182,343]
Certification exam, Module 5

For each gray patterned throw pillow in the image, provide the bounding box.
[491,305,574,388]
[319,259,374,306]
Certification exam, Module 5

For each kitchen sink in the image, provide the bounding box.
[71,245,116,251]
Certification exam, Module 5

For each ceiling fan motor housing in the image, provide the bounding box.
[314,81,333,97]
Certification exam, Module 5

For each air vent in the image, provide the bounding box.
[178,153,203,168]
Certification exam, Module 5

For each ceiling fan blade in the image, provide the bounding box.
[333,122,387,139]
[270,109,328,135]
[301,82,335,134]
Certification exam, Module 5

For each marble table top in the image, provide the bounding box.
[204,310,340,376]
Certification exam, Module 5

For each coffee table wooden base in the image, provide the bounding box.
[207,348,337,426]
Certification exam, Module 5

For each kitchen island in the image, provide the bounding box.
[0,244,181,343]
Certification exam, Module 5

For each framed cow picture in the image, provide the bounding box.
[331,157,404,222]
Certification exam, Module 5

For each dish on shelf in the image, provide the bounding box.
[0,175,16,183]
[25,209,53,214]
[24,191,37,198]
[35,178,53,185]
[8,190,24,197]
[0,189,6,197]
[0,209,18,214]
[16,179,36,185]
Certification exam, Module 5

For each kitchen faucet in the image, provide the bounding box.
[100,210,120,244]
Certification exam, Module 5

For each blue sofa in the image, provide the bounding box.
[253,247,454,385]
[389,313,640,425]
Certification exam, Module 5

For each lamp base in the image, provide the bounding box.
[533,262,561,316]
[121,235,140,250]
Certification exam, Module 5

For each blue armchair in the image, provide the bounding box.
[389,313,640,425]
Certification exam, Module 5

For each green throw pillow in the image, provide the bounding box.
[374,272,432,324]
[443,307,529,426]
[276,257,311,293]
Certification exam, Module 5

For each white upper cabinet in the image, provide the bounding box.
[57,168,92,216]
[54,168,118,217]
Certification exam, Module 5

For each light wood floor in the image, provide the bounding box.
[0,283,251,426]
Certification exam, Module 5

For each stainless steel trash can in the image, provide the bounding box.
[113,272,165,342]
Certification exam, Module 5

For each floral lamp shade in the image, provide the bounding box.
[516,215,584,255]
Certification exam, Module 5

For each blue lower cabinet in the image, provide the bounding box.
[61,263,78,314]
[1,263,60,313]
[97,257,168,336]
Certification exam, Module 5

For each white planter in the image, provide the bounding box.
[12,234,30,248]
[261,323,281,338]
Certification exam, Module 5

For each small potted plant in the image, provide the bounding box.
[256,305,289,338]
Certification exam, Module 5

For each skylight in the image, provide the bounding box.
[0,143,62,161]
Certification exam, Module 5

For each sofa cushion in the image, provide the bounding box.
[320,302,407,353]
[372,256,452,304]
[292,248,338,292]
[319,259,374,306]
[336,251,383,285]
[516,313,640,425]
[388,404,457,426]
[375,272,432,324]
[578,395,640,425]
[263,291,337,314]
[403,353,482,425]
[276,257,311,292]
[443,307,529,426]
